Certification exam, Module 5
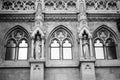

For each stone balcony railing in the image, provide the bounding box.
[0,0,36,14]
[86,0,120,13]
[43,0,78,13]
[0,0,120,14]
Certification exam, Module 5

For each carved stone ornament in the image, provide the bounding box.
[85,64,91,69]
[44,0,77,11]
[86,0,119,11]
[2,0,35,10]
[33,65,40,70]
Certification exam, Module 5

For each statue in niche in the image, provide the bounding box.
[82,34,90,59]
[34,33,42,59]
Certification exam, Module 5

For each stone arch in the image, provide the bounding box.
[3,25,30,60]
[48,25,74,44]
[4,25,30,43]
[47,25,74,60]
[79,27,92,38]
[93,25,118,42]
[31,27,45,38]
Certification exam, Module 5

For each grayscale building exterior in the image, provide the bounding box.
[0,0,120,80]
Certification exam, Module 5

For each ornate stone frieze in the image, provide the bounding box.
[1,0,35,11]
[44,14,78,21]
[0,13,119,22]
[86,0,120,12]
[44,0,77,12]
[87,13,120,21]
[0,14,35,22]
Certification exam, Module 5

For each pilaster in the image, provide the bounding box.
[78,0,96,80]
[80,60,96,80]
[29,60,45,80]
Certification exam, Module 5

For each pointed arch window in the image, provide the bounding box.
[18,40,28,60]
[50,39,60,59]
[50,29,73,60]
[94,39,104,59]
[63,39,72,59]
[5,39,16,60]
[93,27,117,59]
[5,27,29,60]
[106,38,117,59]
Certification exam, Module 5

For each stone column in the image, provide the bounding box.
[79,36,84,60]
[31,38,34,60]
[117,20,120,58]
[80,61,96,80]
[41,37,45,59]
[89,37,94,59]
[30,61,45,80]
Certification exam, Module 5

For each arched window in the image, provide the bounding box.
[18,40,28,60]
[50,39,60,59]
[49,28,73,60]
[63,39,72,59]
[94,39,104,59]
[93,26,117,59]
[5,39,16,60]
[5,26,29,60]
[106,38,117,59]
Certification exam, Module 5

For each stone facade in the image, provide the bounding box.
[0,0,120,80]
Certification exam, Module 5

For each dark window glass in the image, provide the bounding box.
[106,39,117,59]
[5,40,16,60]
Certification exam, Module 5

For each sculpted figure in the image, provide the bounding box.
[34,34,42,59]
[82,34,90,59]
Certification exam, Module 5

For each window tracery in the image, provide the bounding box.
[93,27,117,59]
[5,26,29,60]
[50,28,73,60]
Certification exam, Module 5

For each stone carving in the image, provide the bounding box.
[34,32,42,60]
[45,0,77,10]
[33,65,40,70]
[85,64,91,69]
[2,0,35,10]
[86,0,119,10]
[82,33,90,59]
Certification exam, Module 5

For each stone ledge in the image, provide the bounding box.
[88,13,120,21]
[95,60,120,67]
[0,14,35,22]
[0,61,30,68]
[29,59,45,63]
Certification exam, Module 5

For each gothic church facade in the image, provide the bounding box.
[0,0,120,80]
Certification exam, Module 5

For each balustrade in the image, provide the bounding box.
[44,0,78,13]
[0,0,119,14]
[86,0,120,13]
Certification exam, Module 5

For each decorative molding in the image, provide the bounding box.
[44,14,78,21]
[0,14,35,22]
[2,0,35,11]
[44,0,77,11]
[87,13,120,21]
[0,13,119,22]
[86,0,120,11]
